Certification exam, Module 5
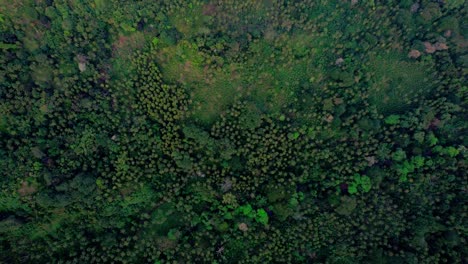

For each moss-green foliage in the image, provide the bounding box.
[366,51,436,114]
[347,174,372,194]
[255,209,269,225]
[0,0,465,263]
[384,114,401,125]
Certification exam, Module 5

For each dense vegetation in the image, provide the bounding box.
[0,0,466,263]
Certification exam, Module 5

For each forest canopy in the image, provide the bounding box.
[0,0,466,263]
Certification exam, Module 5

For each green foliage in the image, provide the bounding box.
[121,23,136,32]
[289,192,304,208]
[288,131,300,140]
[384,114,401,125]
[444,147,460,158]
[0,194,31,214]
[366,51,436,114]
[335,196,357,216]
[235,204,255,218]
[395,155,428,182]
[393,149,407,162]
[0,0,464,263]
[233,204,269,225]
[272,203,294,221]
[167,228,179,241]
[95,178,105,189]
[255,209,269,225]
[348,174,372,194]
[428,133,439,146]
[151,37,159,46]
[412,156,425,169]
[348,183,358,195]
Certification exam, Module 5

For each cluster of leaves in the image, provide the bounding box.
[347,174,372,194]
[0,0,466,263]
